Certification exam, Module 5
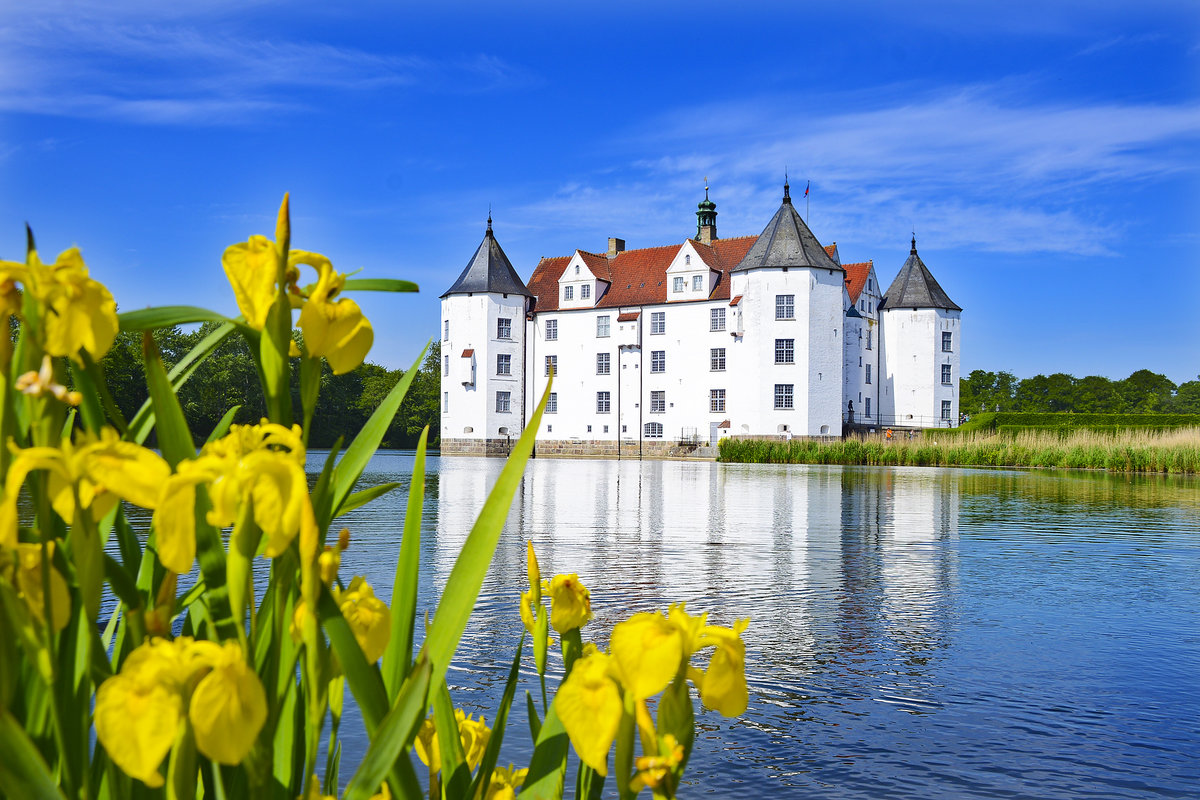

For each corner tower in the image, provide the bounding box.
[695,181,718,244]
[439,217,533,455]
[729,181,846,437]
[878,236,961,428]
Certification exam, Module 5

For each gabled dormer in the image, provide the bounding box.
[665,240,718,301]
[557,251,609,309]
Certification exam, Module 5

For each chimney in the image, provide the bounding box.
[607,237,626,257]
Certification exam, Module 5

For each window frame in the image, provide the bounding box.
[650,391,666,413]
[711,307,725,331]
[496,353,511,376]
[597,391,611,414]
[496,317,512,340]
[673,276,685,293]
[710,388,726,413]
[581,284,591,300]
[644,422,664,439]
[942,400,953,420]
[563,285,574,301]
[775,294,795,320]
[865,364,872,384]
[692,274,703,291]
[774,384,794,410]
[650,350,665,373]
[496,391,511,413]
[774,338,794,364]
[941,364,953,385]
[597,316,610,337]
[545,319,558,341]
[597,352,611,375]
[546,392,558,414]
[711,347,726,371]
[942,331,953,352]
[545,355,557,377]
[650,312,665,335]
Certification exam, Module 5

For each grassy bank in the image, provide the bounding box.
[718,428,1200,473]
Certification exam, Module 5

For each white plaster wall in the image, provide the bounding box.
[880,308,960,427]
[440,293,527,441]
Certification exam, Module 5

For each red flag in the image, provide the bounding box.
[804,181,810,198]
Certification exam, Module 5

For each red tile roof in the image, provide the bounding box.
[824,243,839,263]
[842,261,873,303]
[617,311,640,322]
[729,294,742,306]
[461,349,474,358]
[527,236,758,313]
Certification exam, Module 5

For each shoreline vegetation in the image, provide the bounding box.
[718,428,1200,474]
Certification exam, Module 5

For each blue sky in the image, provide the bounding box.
[1,0,1197,382]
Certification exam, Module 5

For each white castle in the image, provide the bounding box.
[439,183,960,456]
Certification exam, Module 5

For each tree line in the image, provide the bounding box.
[100,323,442,448]
[961,369,1200,415]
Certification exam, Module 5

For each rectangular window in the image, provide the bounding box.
[497,354,511,375]
[865,397,871,418]
[563,285,574,301]
[546,392,557,414]
[710,389,725,413]
[942,400,952,420]
[545,355,557,376]
[775,294,795,320]
[650,391,666,413]
[711,347,726,371]
[774,384,794,410]
[444,355,450,376]
[597,316,610,337]
[711,307,725,331]
[597,391,611,414]
[546,320,557,341]
[597,353,610,375]
[673,276,685,293]
[774,338,794,364]
[866,329,872,350]
[941,364,952,385]
[692,274,703,291]
[942,331,953,352]
[651,351,665,373]
[650,312,665,335]
[581,284,591,299]
[496,391,511,413]
[442,391,448,413]
[497,318,511,339]
[443,320,449,340]
[644,422,663,438]
[865,364,872,384]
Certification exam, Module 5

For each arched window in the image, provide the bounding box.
[685,254,691,265]
[644,422,664,438]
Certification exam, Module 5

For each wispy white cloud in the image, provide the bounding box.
[514,88,1200,258]
[0,8,531,124]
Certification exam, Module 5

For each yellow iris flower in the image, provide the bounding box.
[0,428,170,549]
[1,541,71,631]
[220,197,373,374]
[336,576,391,663]
[0,245,118,361]
[292,250,373,375]
[629,734,685,793]
[544,573,593,634]
[415,708,492,773]
[485,764,529,800]
[554,649,623,775]
[94,637,266,787]
[151,421,308,573]
[609,611,683,701]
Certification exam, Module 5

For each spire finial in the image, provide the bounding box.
[704,175,709,201]
[911,231,917,254]
[487,205,493,235]
[783,171,791,204]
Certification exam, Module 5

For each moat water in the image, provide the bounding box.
[322,454,1200,799]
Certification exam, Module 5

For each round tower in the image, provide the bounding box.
[439,217,533,455]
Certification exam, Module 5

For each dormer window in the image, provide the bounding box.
[692,275,703,291]
[581,284,591,300]
[685,254,691,265]
[564,285,574,301]
[673,277,685,293]
[575,265,580,275]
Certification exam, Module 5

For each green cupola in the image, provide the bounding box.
[695,180,718,244]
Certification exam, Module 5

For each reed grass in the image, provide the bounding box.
[718,428,1200,473]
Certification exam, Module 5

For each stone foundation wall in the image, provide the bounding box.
[439,438,714,460]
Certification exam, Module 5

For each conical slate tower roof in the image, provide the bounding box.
[732,182,842,273]
[440,217,532,298]
[879,237,960,311]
